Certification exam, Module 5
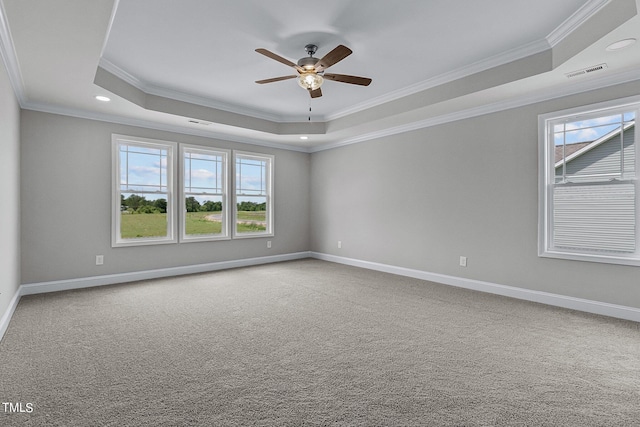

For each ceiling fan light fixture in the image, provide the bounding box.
[298,72,323,90]
[255,44,370,99]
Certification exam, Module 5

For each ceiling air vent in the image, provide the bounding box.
[187,119,212,126]
[565,63,608,78]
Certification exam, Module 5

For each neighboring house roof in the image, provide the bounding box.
[555,142,590,163]
[555,122,635,168]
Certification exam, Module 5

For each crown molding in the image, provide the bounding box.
[7,0,637,155]
[21,99,312,153]
[94,0,614,125]
[21,67,640,155]
[98,57,144,89]
[326,38,552,122]
[0,0,26,105]
[144,83,297,123]
[311,68,640,153]
[101,34,552,126]
[328,0,617,122]
[99,0,119,57]
[546,0,610,47]
[90,0,618,126]
[98,57,295,123]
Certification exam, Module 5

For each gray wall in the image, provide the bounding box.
[0,53,20,315]
[14,78,640,311]
[310,81,640,309]
[20,111,310,284]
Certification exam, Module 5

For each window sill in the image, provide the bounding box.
[233,232,274,239]
[180,235,231,243]
[539,249,640,267]
[112,238,178,248]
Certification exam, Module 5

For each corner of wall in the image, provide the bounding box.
[0,42,22,341]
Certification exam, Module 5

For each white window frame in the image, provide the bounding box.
[233,150,274,239]
[538,96,640,266]
[112,134,178,247]
[180,144,230,242]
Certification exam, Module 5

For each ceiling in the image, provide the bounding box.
[1,0,640,151]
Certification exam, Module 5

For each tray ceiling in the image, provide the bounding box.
[2,0,639,150]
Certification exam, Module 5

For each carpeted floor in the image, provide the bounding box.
[1,259,639,426]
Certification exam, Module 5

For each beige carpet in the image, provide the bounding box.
[1,259,639,426]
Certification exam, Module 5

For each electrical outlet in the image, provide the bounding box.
[267,240,272,249]
[96,255,104,265]
[459,256,467,267]
[338,241,342,249]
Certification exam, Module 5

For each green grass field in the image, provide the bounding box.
[185,212,223,235]
[120,211,266,238]
[120,213,168,238]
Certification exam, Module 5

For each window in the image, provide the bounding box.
[113,137,274,246]
[539,97,639,265]
[181,145,230,241]
[112,135,177,247]
[233,151,274,237]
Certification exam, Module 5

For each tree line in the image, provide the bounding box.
[121,194,265,214]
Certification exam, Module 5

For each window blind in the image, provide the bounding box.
[552,182,636,253]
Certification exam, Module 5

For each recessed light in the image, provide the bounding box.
[95,95,111,102]
[300,136,308,140]
[606,38,636,51]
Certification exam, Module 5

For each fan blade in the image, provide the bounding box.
[255,48,304,72]
[309,88,322,98]
[314,45,352,72]
[255,75,297,84]
[323,73,372,86]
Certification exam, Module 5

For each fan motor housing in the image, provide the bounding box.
[297,56,317,70]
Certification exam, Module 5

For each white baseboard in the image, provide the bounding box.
[310,252,640,323]
[3,250,638,344]
[0,251,311,342]
[0,288,21,343]
[20,251,312,296]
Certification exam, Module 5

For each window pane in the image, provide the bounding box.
[120,144,168,192]
[236,158,267,196]
[235,153,271,236]
[236,196,267,234]
[185,195,224,236]
[554,112,635,182]
[119,192,168,239]
[113,136,175,246]
[184,151,223,194]
[183,148,227,239]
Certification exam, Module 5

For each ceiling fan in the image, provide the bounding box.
[255,44,372,98]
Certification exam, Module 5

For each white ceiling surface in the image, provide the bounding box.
[2,0,640,151]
